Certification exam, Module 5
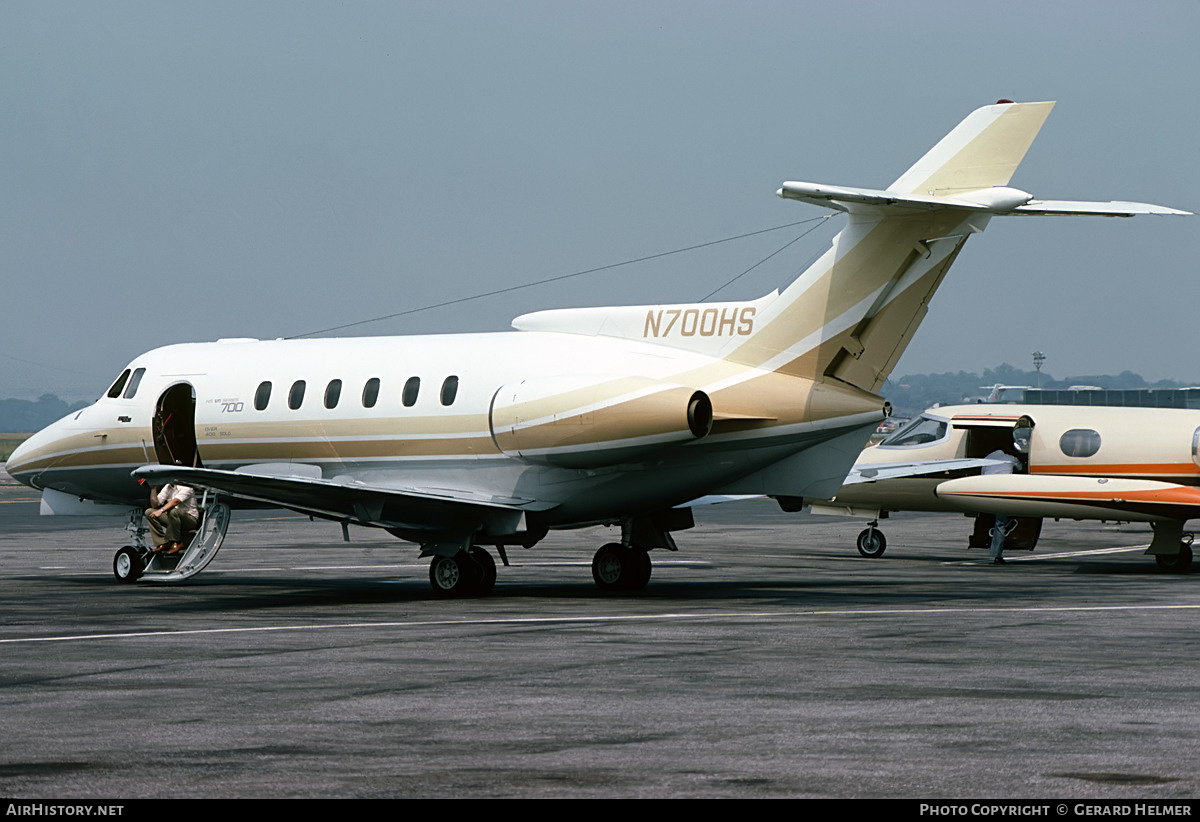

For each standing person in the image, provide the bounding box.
[983,449,1022,564]
[146,483,199,555]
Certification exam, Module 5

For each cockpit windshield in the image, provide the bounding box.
[879,414,949,448]
[103,366,145,400]
[105,369,131,399]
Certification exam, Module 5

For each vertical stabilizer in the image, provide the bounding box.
[726,101,1057,393]
[511,100,1184,397]
[889,101,1054,196]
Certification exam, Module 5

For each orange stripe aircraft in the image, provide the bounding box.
[817,404,1200,570]
[6,101,1188,593]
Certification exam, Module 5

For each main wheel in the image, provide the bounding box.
[592,543,627,590]
[856,528,887,558]
[429,551,482,597]
[468,546,497,594]
[1155,542,1193,573]
[591,543,651,591]
[113,546,144,583]
[627,547,652,591]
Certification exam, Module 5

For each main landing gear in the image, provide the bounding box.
[425,512,674,595]
[428,546,498,597]
[1154,534,1193,573]
[591,543,652,591]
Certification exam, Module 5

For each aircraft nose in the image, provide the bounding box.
[4,419,66,489]
[5,434,38,486]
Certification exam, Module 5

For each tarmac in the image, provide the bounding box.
[1,482,1198,799]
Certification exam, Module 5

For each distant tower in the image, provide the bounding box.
[1032,351,1046,388]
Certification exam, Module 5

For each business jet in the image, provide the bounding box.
[7,101,1188,595]
[815,404,1200,571]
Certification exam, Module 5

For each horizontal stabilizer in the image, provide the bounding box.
[776,182,1035,214]
[777,182,1189,218]
[1011,200,1192,217]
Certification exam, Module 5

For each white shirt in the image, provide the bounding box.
[156,484,199,519]
[982,449,1021,475]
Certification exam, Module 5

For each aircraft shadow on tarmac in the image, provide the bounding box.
[15,555,1187,616]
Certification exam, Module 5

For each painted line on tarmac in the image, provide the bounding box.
[4,602,1199,645]
[1016,545,1150,560]
[942,545,1148,565]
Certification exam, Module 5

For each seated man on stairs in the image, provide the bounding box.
[146,481,199,556]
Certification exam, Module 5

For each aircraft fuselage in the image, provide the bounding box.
[8,330,882,531]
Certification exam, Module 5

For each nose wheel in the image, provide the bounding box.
[856,523,887,558]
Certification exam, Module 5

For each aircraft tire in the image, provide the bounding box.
[856,528,887,558]
[468,546,497,594]
[592,543,651,591]
[429,551,483,597]
[113,546,144,583]
[628,547,652,590]
[1154,542,1193,573]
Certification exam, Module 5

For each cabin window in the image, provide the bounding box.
[122,368,146,399]
[1059,428,1101,458]
[402,376,421,408]
[880,415,947,448]
[255,381,272,411]
[324,379,342,409]
[440,375,459,406]
[106,370,131,399]
[288,380,306,410]
[362,378,380,408]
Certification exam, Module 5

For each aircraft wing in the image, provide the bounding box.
[131,464,553,544]
[935,474,1200,522]
[843,457,1009,485]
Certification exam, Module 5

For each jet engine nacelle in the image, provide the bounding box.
[489,375,712,468]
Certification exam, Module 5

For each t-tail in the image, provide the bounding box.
[513,100,1188,395]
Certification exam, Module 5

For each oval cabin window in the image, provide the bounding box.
[324,379,342,409]
[362,378,380,409]
[255,381,272,411]
[289,380,306,410]
[402,377,420,408]
[440,376,459,406]
[1059,429,1101,458]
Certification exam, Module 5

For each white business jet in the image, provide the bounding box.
[816,403,1200,570]
[7,101,1187,594]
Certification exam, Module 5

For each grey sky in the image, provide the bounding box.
[3,1,1197,401]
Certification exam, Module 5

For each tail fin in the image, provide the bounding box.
[513,101,1187,393]
[731,100,1185,393]
[888,101,1055,196]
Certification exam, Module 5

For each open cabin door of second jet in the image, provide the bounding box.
[952,412,1042,551]
[153,382,203,468]
[951,412,1033,467]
